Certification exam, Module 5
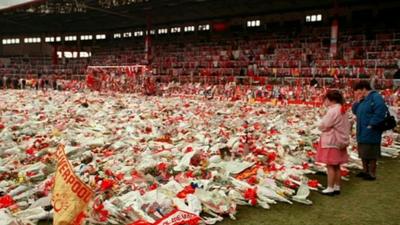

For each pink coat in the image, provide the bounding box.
[318,104,351,149]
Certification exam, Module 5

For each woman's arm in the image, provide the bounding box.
[318,108,337,132]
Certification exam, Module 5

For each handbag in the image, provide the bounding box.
[370,95,397,131]
[374,111,397,131]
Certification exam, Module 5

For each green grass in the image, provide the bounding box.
[219,158,400,225]
[39,158,400,225]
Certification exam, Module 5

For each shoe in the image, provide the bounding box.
[320,188,335,196]
[333,185,341,195]
[356,172,368,178]
[320,191,335,196]
[363,174,376,181]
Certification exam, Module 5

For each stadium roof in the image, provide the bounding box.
[0,0,399,35]
[0,0,39,10]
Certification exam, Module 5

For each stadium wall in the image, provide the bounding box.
[0,41,52,56]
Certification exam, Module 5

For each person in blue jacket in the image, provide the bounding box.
[352,81,387,180]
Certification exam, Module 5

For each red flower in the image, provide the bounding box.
[268,163,277,172]
[103,150,114,157]
[267,151,277,162]
[244,188,257,206]
[116,173,125,181]
[145,127,152,134]
[131,171,141,179]
[283,180,292,187]
[176,185,195,199]
[190,154,201,166]
[0,124,4,130]
[105,169,113,177]
[43,177,55,195]
[253,123,261,130]
[157,163,168,172]
[185,146,193,153]
[100,179,114,191]
[307,180,319,188]
[149,183,158,190]
[247,176,258,185]
[39,143,49,150]
[93,202,104,211]
[176,191,186,199]
[284,179,298,189]
[185,171,194,178]
[269,129,280,135]
[26,147,36,155]
[340,169,349,177]
[26,171,37,177]
[0,195,14,209]
[75,117,85,123]
[307,150,316,157]
[94,204,109,222]
[99,209,109,222]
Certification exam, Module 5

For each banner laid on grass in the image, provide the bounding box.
[153,209,200,225]
[52,144,93,225]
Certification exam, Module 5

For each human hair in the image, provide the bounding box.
[324,90,345,105]
[353,80,372,91]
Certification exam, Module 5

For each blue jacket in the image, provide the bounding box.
[352,91,387,144]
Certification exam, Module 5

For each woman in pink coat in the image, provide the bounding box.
[316,90,351,196]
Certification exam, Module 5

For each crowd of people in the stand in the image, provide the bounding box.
[0,75,57,90]
[2,70,400,111]
[0,74,87,91]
